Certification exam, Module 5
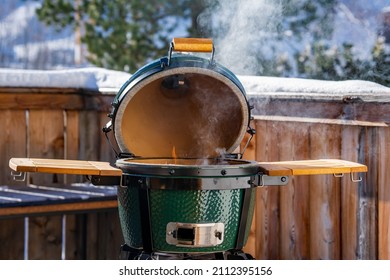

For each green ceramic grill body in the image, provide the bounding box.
[116,172,257,253]
[115,158,260,253]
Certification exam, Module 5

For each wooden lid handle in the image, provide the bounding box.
[172,38,213,53]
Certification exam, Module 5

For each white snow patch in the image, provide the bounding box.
[240,75,390,95]
[0,1,41,40]
[0,67,131,92]
[0,67,389,99]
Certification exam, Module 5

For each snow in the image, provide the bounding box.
[241,75,390,103]
[0,67,389,101]
[0,2,40,40]
[240,75,390,95]
[0,0,76,69]
[0,67,131,92]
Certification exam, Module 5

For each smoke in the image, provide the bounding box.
[197,0,283,75]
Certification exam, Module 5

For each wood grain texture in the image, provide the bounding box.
[0,218,25,259]
[356,127,378,259]
[277,122,310,260]
[64,110,81,184]
[378,127,390,259]
[244,116,385,260]
[1,87,388,260]
[26,110,65,259]
[0,110,27,187]
[257,159,367,176]
[0,91,115,112]
[308,123,341,260]
[253,120,281,259]
[249,99,390,123]
[9,158,122,176]
[340,126,360,259]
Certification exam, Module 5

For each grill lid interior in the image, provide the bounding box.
[114,67,249,159]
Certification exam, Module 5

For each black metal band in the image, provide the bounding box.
[235,188,253,250]
[138,180,154,253]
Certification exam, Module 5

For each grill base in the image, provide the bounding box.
[119,244,254,260]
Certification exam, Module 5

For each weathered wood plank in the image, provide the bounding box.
[78,111,101,161]
[249,99,390,123]
[356,127,378,259]
[61,110,79,260]
[253,120,281,259]
[96,211,123,259]
[340,126,360,259]
[28,110,65,185]
[85,211,123,260]
[0,110,27,187]
[254,115,387,127]
[309,123,341,259]
[65,214,87,259]
[278,122,310,260]
[0,92,114,112]
[0,218,25,259]
[27,109,65,259]
[0,110,26,259]
[378,127,390,259]
[64,110,81,184]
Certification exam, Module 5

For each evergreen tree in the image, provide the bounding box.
[36,0,193,72]
[34,0,389,87]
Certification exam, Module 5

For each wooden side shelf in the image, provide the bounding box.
[257,159,367,176]
[9,158,122,177]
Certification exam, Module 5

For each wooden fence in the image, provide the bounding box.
[242,92,390,260]
[0,83,389,259]
[0,87,122,259]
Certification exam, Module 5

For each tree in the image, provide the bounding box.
[366,38,390,86]
[292,38,390,87]
[35,0,390,87]
[36,0,194,72]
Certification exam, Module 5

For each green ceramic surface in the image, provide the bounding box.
[117,182,255,253]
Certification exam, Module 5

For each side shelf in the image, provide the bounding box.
[257,159,367,176]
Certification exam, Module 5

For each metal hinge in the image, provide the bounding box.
[256,175,289,187]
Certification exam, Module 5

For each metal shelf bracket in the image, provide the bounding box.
[257,175,289,187]
[11,171,26,182]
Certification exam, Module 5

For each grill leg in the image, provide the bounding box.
[119,245,255,260]
[119,244,154,260]
[225,249,255,260]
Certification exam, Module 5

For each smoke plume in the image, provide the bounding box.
[197,0,283,75]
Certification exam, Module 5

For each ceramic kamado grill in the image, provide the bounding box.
[9,38,367,260]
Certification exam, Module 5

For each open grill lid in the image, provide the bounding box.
[107,38,252,159]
